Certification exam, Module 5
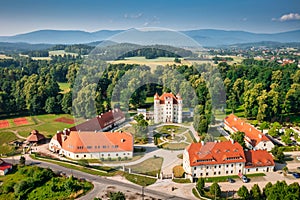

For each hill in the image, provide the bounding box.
[0,29,299,47]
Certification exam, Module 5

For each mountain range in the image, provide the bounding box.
[0,29,299,47]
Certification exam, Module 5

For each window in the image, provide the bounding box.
[231,164,233,167]
[256,168,258,171]
[76,155,79,158]
[226,165,228,168]
[206,172,208,176]
[214,166,217,168]
[231,170,233,174]
[214,172,216,175]
[194,174,196,177]
[84,155,86,157]
[200,173,203,176]
[248,169,250,172]
[218,171,221,175]
[219,165,221,168]
[194,167,196,170]
[206,166,209,169]
[264,143,266,147]
[239,170,241,173]
[239,163,242,167]
[116,154,118,156]
[108,154,110,156]
[226,171,228,174]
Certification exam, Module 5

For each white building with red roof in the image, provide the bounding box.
[154,92,182,123]
[224,114,274,151]
[0,159,12,176]
[183,140,275,181]
[49,130,133,160]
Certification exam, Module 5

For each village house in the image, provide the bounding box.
[183,140,275,182]
[224,114,274,151]
[49,130,133,160]
[70,108,125,132]
[0,159,12,176]
[154,92,182,123]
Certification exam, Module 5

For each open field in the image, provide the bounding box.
[0,114,75,138]
[49,50,78,57]
[108,56,212,71]
[127,157,163,177]
[58,82,71,94]
[31,57,52,61]
[0,54,12,59]
[0,131,18,154]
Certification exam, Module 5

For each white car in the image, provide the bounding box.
[296,156,300,161]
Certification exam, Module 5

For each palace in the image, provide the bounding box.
[49,130,133,160]
[153,92,182,123]
[183,140,274,182]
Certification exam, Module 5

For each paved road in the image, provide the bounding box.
[4,155,189,200]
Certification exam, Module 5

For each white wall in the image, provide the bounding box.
[60,150,133,160]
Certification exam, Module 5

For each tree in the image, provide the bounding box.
[263,182,273,198]
[196,177,205,194]
[62,91,72,114]
[250,184,262,200]
[209,182,221,198]
[282,166,288,175]
[238,185,250,200]
[19,156,26,166]
[231,131,246,149]
[44,97,56,114]
[271,146,285,163]
[109,191,126,200]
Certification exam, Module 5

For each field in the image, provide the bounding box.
[0,131,18,154]
[58,82,71,94]
[13,118,29,126]
[0,120,10,128]
[127,157,163,177]
[0,114,75,138]
[0,54,12,59]
[108,56,210,71]
[49,50,78,57]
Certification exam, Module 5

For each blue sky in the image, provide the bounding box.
[0,0,299,35]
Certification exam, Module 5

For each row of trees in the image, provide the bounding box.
[238,181,300,200]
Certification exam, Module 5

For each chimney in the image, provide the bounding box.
[230,138,234,144]
[121,138,125,143]
[214,140,217,143]
[249,128,252,132]
[258,134,262,138]
[201,140,204,146]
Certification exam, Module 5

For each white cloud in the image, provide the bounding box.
[143,16,160,27]
[124,13,143,19]
[273,13,300,22]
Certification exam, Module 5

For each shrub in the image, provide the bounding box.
[173,165,185,178]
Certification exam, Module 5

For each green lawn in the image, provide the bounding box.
[58,82,71,94]
[0,131,18,154]
[161,142,188,150]
[155,125,188,135]
[172,178,191,184]
[13,114,75,138]
[127,157,163,177]
[123,173,157,186]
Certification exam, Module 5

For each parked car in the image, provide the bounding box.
[241,175,249,183]
[227,178,235,183]
[296,156,300,161]
[292,173,300,178]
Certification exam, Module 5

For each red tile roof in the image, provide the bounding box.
[59,131,133,153]
[186,141,246,166]
[156,92,180,104]
[26,130,45,142]
[244,150,275,168]
[0,159,12,171]
[70,108,124,132]
[224,114,270,147]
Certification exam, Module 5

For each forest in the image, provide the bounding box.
[0,45,299,135]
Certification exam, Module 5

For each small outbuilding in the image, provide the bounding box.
[26,130,45,144]
[0,159,12,176]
